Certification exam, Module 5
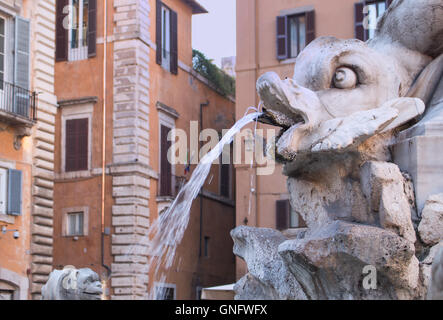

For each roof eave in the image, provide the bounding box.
[182,0,208,14]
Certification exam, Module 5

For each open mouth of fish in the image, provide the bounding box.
[256,72,310,131]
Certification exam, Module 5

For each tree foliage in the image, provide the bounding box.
[192,49,235,97]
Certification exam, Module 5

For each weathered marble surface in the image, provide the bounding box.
[234,0,443,300]
[41,267,102,300]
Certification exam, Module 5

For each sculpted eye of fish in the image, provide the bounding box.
[332,67,357,89]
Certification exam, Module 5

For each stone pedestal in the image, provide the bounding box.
[393,76,443,213]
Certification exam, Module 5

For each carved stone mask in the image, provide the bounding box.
[62,268,103,300]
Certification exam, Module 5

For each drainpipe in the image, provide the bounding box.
[199,101,210,257]
[101,0,112,290]
[254,0,259,227]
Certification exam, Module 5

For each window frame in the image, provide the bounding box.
[67,211,84,236]
[158,111,176,198]
[160,4,171,71]
[0,168,7,214]
[287,13,307,58]
[219,153,232,199]
[67,0,89,61]
[154,282,176,300]
[0,13,12,91]
[365,0,387,39]
[62,206,89,237]
[61,103,93,174]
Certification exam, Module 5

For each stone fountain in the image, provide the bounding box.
[232,0,443,300]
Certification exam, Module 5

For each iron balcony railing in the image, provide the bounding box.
[0,80,37,121]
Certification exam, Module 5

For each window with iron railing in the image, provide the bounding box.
[0,80,37,121]
[0,14,36,122]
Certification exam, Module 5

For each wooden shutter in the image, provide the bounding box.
[170,10,178,75]
[276,199,290,230]
[220,164,230,198]
[66,118,89,172]
[160,125,172,196]
[7,169,22,216]
[0,168,7,214]
[14,16,30,90]
[276,15,288,60]
[56,0,69,61]
[305,11,315,45]
[156,0,162,65]
[13,16,31,116]
[88,0,97,57]
[354,2,366,41]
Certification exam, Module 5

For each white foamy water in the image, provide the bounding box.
[123,111,262,299]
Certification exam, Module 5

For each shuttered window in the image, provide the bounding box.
[156,0,178,74]
[56,0,96,61]
[220,163,230,198]
[355,1,392,41]
[7,169,22,216]
[0,168,7,214]
[160,124,172,196]
[65,118,89,172]
[56,0,69,61]
[277,10,315,60]
[276,199,290,230]
[14,16,31,117]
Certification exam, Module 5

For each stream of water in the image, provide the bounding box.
[123,111,263,299]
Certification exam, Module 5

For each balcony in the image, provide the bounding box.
[0,80,37,125]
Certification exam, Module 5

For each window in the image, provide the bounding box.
[156,0,178,74]
[0,14,32,119]
[0,168,23,216]
[0,168,7,214]
[204,236,210,258]
[161,5,170,71]
[0,17,5,90]
[155,283,176,300]
[62,207,89,236]
[276,10,315,60]
[220,163,230,198]
[276,199,306,230]
[68,0,89,60]
[355,1,392,41]
[159,124,173,196]
[65,118,89,172]
[67,212,84,236]
[288,15,306,58]
[56,0,96,61]
[196,286,202,300]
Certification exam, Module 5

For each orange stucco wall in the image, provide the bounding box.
[148,0,236,299]
[52,0,236,299]
[0,129,33,297]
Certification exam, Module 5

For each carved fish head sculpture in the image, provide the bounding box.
[42,267,103,300]
[257,0,443,171]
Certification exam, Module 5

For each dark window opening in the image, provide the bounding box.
[65,118,88,172]
[355,1,392,41]
[276,10,315,60]
[155,285,175,300]
[159,124,173,196]
[204,236,210,258]
[156,0,178,74]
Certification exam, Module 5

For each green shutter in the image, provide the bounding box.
[7,169,22,216]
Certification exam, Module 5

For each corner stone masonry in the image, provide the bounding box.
[110,0,153,300]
